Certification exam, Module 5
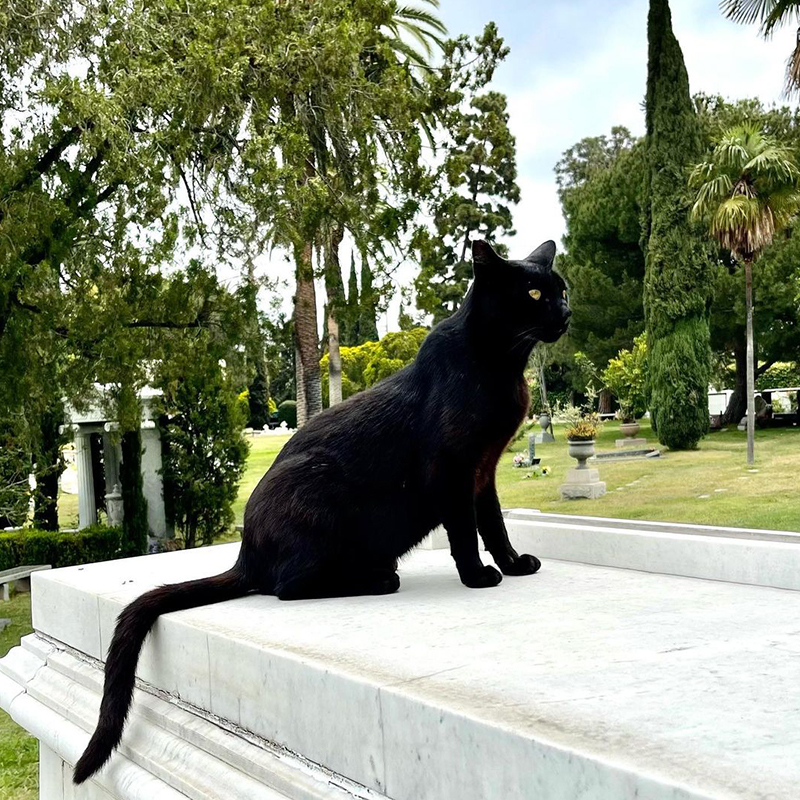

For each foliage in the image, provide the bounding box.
[690,124,800,258]
[756,362,800,389]
[556,128,646,367]
[552,399,601,441]
[0,524,122,571]
[277,400,298,429]
[691,97,800,421]
[565,418,599,442]
[643,0,712,450]
[414,23,519,323]
[157,350,249,549]
[602,335,649,421]
[0,417,31,529]
[320,327,428,404]
[247,356,272,430]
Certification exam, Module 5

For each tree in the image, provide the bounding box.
[721,1,800,94]
[690,123,800,462]
[414,23,520,323]
[602,334,649,422]
[320,327,428,404]
[358,251,381,342]
[556,128,646,369]
[157,347,249,549]
[642,0,713,450]
[247,355,272,430]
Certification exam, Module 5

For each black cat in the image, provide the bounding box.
[74,238,570,784]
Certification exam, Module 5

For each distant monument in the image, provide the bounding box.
[61,386,173,543]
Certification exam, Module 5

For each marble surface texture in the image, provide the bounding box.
[4,526,800,799]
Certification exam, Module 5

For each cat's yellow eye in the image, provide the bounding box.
[528,289,541,300]
[562,290,567,299]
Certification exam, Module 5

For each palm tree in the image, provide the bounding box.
[690,122,800,462]
[721,1,800,94]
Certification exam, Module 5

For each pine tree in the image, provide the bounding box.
[414,24,519,323]
[642,0,712,449]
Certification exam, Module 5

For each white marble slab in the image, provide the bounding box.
[12,538,800,799]
[503,510,800,590]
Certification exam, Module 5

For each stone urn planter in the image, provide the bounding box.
[538,412,551,431]
[567,438,595,470]
[620,421,641,439]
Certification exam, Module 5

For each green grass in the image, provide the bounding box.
[229,423,800,532]
[497,421,800,530]
[0,592,36,800]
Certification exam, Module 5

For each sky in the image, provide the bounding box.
[259,0,799,332]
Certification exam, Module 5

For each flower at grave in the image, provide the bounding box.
[541,465,550,475]
[512,454,529,468]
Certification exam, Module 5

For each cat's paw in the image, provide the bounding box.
[500,554,541,576]
[460,565,503,589]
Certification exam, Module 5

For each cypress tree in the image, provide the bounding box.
[343,252,360,346]
[358,251,379,343]
[248,355,271,430]
[642,0,712,449]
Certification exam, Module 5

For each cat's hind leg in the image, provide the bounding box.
[275,565,400,601]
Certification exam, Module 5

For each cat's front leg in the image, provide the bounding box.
[475,481,541,577]
[440,475,502,589]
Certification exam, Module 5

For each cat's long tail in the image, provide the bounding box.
[73,566,250,784]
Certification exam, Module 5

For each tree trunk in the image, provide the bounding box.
[598,388,613,415]
[120,428,149,556]
[722,335,748,425]
[33,401,65,531]
[294,241,322,426]
[325,224,345,406]
[744,256,755,464]
[295,344,307,428]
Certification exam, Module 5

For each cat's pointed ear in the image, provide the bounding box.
[472,239,507,281]
[524,240,556,271]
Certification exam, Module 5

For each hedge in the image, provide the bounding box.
[0,524,122,572]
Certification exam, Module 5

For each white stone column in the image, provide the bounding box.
[75,431,97,529]
[141,422,171,539]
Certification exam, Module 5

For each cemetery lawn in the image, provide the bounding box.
[0,593,36,800]
[230,422,800,533]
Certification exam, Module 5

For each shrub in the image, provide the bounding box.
[756,362,800,391]
[158,363,249,549]
[0,524,122,571]
[602,334,648,422]
[277,399,297,428]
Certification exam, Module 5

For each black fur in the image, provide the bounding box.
[73,239,570,783]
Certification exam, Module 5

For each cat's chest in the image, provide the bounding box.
[481,376,529,429]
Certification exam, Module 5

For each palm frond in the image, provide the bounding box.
[716,139,751,169]
[711,194,775,255]
[691,173,735,220]
[720,0,800,34]
[785,35,800,94]
[394,6,448,36]
[385,35,434,69]
[745,147,799,182]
